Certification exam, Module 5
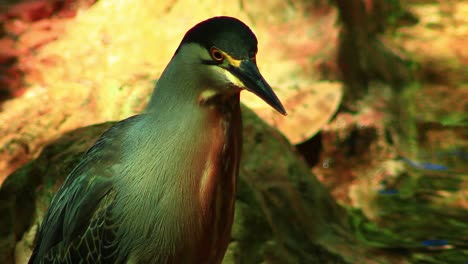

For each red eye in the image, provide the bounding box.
[210,47,224,62]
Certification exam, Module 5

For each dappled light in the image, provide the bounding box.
[0,0,466,263]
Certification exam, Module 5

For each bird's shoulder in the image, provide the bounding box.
[30,114,144,263]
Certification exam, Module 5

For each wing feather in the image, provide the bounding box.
[29,115,143,263]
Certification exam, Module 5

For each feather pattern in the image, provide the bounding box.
[28,16,277,264]
[29,116,143,263]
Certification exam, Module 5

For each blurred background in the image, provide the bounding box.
[0,0,466,263]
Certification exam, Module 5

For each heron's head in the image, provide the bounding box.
[172,16,286,115]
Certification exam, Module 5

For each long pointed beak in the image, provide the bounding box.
[228,60,287,115]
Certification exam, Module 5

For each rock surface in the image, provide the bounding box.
[1,0,467,263]
[0,107,349,263]
[0,0,341,183]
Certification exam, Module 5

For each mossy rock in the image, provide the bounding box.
[0,107,347,264]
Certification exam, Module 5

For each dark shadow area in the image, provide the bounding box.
[296,132,322,167]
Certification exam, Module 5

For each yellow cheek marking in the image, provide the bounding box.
[220,51,241,68]
[217,52,245,88]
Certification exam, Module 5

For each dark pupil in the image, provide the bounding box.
[212,50,222,60]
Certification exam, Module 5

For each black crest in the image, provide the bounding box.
[178,16,258,59]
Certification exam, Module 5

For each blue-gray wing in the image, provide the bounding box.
[29,115,143,264]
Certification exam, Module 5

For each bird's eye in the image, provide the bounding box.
[210,48,224,62]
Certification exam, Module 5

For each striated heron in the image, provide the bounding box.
[29,16,286,263]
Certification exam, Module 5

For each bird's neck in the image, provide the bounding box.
[146,50,201,112]
[114,67,242,261]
